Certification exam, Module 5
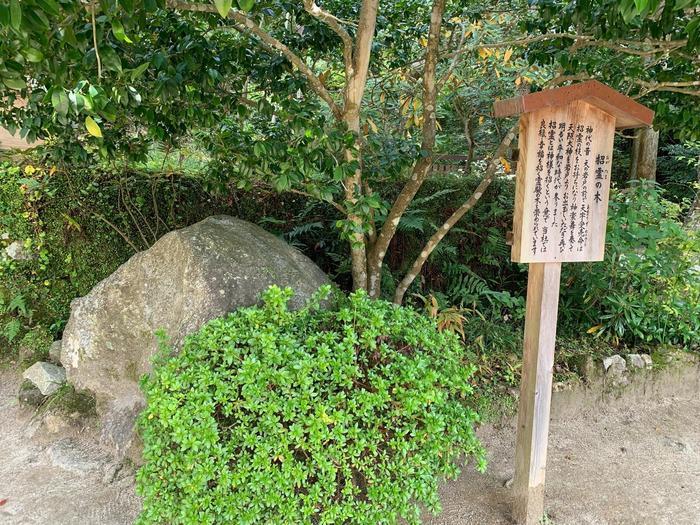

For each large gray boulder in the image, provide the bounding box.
[61,215,329,459]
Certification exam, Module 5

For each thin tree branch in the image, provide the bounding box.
[632,79,700,98]
[168,0,342,120]
[288,188,346,214]
[437,22,466,91]
[93,213,140,253]
[634,86,700,98]
[393,122,519,304]
[367,0,445,298]
[91,2,102,78]
[401,32,689,74]
[302,0,353,76]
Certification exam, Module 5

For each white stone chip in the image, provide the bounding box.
[22,362,66,396]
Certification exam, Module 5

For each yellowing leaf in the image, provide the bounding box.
[515,76,522,86]
[587,324,603,334]
[500,158,511,173]
[478,116,484,125]
[478,48,489,59]
[85,116,102,138]
[367,117,378,133]
[419,36,428,47]
[503,48,513,64]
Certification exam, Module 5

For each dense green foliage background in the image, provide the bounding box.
[2,146,697,358]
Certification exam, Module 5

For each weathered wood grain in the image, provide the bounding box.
[511,101,615,263]
[493,79,654,129]
[513,262,562,525]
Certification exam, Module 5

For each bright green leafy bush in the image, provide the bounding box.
[561,182,700,347]
[137,286,485,525]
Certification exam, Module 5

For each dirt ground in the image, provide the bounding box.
[1,367,699,525]
[424,394,700,525]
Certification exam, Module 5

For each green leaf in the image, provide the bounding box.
[25,48,44,63]
[36,0,60,16]
[9,0,21,30]
[130,61,150,81]
[213,0,233,18]
[85,116,103,138]
[633,0,649,15]
[3,319,21,343]
[99,46,122,73]
[238,0,254,12]
[111,19,133,43]
[62,24,78,47]
[0,5,10,27]
[674,0,694,9]
[2,77,26,90]
[51,89,69,117]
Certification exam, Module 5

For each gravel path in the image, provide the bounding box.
[1,367,699,525]
[425,394,700,525]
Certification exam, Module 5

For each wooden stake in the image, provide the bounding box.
[513,262,562,524]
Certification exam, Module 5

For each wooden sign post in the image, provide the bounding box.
[493,80,654,525]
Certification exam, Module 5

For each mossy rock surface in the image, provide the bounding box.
[60,215,328,458]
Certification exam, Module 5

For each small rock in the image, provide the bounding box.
[4,240,31,260]
[664,436,692,453]
[603,355,626,375]
[22,361,66,395]
[18,380,45,407]
[578,355,599,380]
[48,340,62,364]
[627,353,652,369]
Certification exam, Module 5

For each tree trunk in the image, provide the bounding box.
[341,0,379,292]
[629,126,659,182]
[393,123,519,304]
[343,109,369,291]
[366,0,446,299]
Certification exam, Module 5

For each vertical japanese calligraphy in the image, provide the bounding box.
[511,100,616,263]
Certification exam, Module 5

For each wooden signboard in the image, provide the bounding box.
[494,80,654,525]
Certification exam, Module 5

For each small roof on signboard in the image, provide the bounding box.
[493,80,654,129]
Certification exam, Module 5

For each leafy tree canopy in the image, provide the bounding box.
[1,0,698,299]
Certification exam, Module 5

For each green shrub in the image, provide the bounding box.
[137,286,484,525]
[17,325,52,364]
[0,162,133,350]
[561,182,700,347]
